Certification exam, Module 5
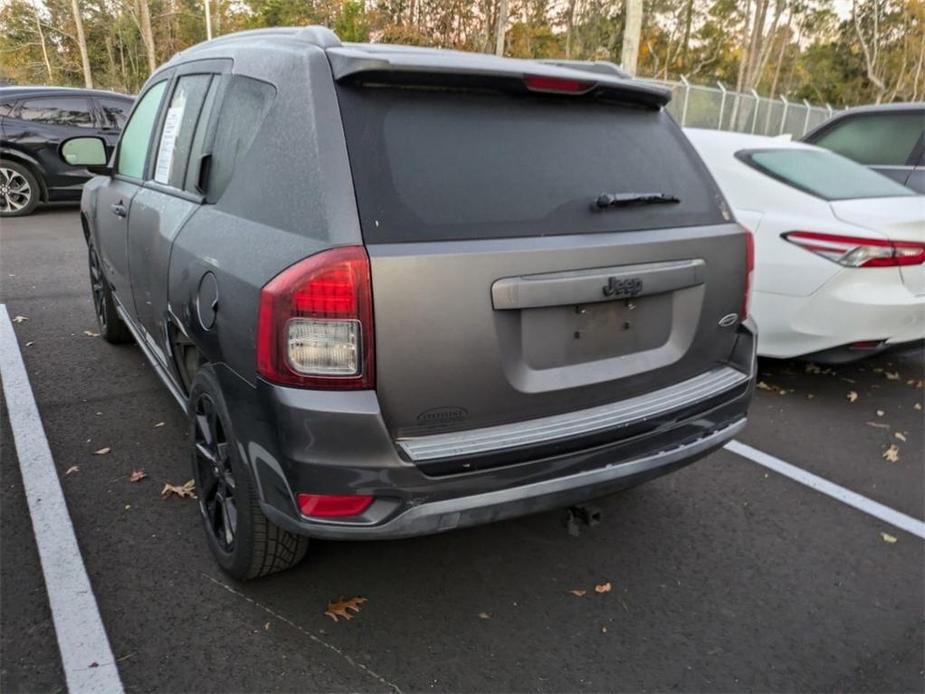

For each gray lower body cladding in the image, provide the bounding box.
[220,321,756,541]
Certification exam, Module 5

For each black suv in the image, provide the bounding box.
[62,27,756,580]
[0,86,134,216]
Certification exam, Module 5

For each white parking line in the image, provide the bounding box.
[0,305,124,694]
[726,439,925,540]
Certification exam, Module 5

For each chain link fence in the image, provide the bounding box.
[640,77,839,138]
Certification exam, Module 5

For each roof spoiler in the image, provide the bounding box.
[327,47,671,109]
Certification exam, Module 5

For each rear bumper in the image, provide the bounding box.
[753,268,925,359]
[262,417,746,540]
[219,320,756,541]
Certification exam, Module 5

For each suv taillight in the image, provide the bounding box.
[782,231,925,268]
[741,227,755,319]
[257,246,374,389]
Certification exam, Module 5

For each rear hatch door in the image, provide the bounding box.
[334,69,749,446]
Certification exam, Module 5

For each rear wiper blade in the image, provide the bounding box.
[594,192,681,210]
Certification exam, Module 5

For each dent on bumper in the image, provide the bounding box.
[260,417,746,540]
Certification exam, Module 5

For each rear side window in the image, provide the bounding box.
[118,81,167,179]
[336,86,727,243]
[206,76,275,203]
[18,97,93,127]
[99,98,132,129]
[811,112,924,166]
[153,74,213,189]
[739,148,917,201]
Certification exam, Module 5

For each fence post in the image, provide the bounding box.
[680,75,691,126]
[717,81,727,130]
[801,99,812,135]
[750,89,760,134]
[778,95,789,135]
[826,103,834,118]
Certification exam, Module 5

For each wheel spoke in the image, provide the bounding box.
[220,496,236,546]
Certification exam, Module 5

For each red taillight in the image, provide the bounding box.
[741,227,755,319]
[257,246,374,389]
[297,493,374,518]
[782,231,925,268]
[524,75,596,94]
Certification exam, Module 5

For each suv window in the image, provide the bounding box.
[99,98,132,129]
[336,86,727,243]
[738,148,917,201]
[18,96,93,127]
[206,76,275,203]
[117,81,167,180]
[811,112,924,166]
[153,75,213,189]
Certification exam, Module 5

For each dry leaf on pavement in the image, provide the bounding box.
[11,315,29,323]
[93,447,111,455]
[478,612,491,619]
[154,422,165,428]
[568,590,587,597]
[594,582,612,594]
[876,410,885,417]
[161,480,197,499]
[884,371,900,381]
[65,465,80,475]
[915,403,922,411]
[129,469,147,482]
[882,444,900,463]
[846,391,858,402]
[865,421,889,429]
[880,532,897,544]
[83,330,100,337]
[324,596,367,622]
[894,432,907,442]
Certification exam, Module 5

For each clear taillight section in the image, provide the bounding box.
[257,246,374,389]
[782,231,925,268]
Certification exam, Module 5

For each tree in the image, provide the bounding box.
[70,0,92,86]
[622,0,643,75]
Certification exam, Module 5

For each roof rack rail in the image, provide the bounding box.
[538,59,631,80]
[188,25,341,51]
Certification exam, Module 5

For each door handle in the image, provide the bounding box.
[110,203,127,218]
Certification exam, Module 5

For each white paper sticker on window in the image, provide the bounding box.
[154,102,184,184]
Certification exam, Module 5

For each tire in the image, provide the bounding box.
[0,160,40,217]
[190,366,309,580]
[88,244,133,344]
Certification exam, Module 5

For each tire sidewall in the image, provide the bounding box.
[188,365,261,579]
[0,161,40,217]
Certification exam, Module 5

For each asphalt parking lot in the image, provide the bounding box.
[2,208,923,693]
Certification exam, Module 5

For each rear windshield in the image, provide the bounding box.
[336,86,728,243]
[738,148,917,201]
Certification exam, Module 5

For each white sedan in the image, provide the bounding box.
[686,128,925,362]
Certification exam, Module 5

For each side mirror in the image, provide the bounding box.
[60,136,111,176]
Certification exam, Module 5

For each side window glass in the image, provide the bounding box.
[153,75,212,189]
[117,81,167,180]
[184,79,221,194]
[814,113,924,166]
[18,97,93,127]
[206,76,275,203]
[99,98,132,129]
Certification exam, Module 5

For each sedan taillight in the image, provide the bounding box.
[782,231,925,268]
[257,246,375,389]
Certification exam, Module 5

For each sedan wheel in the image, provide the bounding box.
[0,166,35,216]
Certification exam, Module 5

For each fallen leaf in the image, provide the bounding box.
[880,532,897,544]
[882,444,900,463]
[846,391,858,402]
[129,469,147,482]
[601,626,608,633]
[324,596,367,622]
[876,410,885,417]
[756,381,773,391]
[594,582,612,594]
[11,315,29,323]
[82,330,100,337]
[804,363,821,374]
[478,612,491,620]
[915,403,922,411]
[161,480,197,499]
[894,432,907,442]
[65,465,80,476]
[865,421,890,429]
[154,421,165,428]
[25,341,34,347]
[807,394,815,399]
[264,622,271,631]
[93,447,111,455]
[568,590,587,597]
[124,504,131,510]
[884,371,900,381]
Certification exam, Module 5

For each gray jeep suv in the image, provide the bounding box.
[63,27,757,579]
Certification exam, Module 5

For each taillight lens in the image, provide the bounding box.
[524,75,596,94]
[741,227,755,319]
[782,231,925,268]
[257,246,374,389]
